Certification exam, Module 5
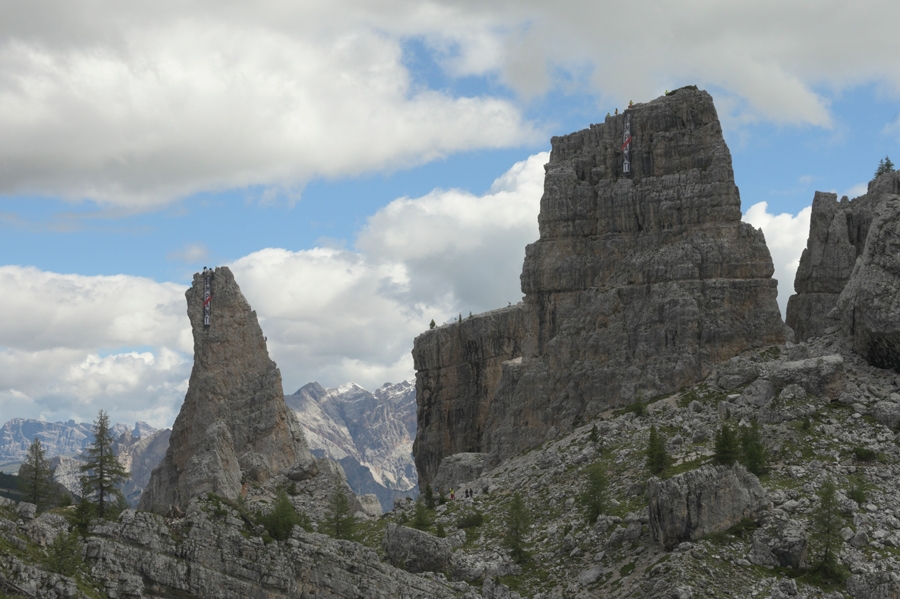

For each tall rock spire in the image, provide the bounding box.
[139,266,316,511]
[413,88,787,486]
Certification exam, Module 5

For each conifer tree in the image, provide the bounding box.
[646,425,670,475]
[79,410,128,518]
[424,483,436,510]
[322,487,356,540]
[429,319,436,329]
[810,477,847,581]
[504,492,531,563]
[875,155,895,178]
[18,438,57,512]
[740,421,768,475]
[580,462,608,524]
[713,423,740,466]
[257,487,311,541]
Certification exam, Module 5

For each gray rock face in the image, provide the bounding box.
[413,305,526,487]
[432,452,488,493]
[382,523,453,573]
[837,197,900,371]
[648,464,768,550]
[114,427,171,505]
[287,380,417,512]
[0,418,136,463]
[139,267,316,512]
[413,89,786,485]
[786,171,900,364]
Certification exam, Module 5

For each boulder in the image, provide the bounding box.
[846,571,900,599]
[382,523,453,573]
[872,400,900,430]
[432,452,489,493]
[648,464,768,550]
[764,355,845,400]
[16,502,36,521]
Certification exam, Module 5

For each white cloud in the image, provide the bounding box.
[4,1,900,209]
[743,201,812,316]
[842,182,868,199]
[1,153,545,424]
[167,243,209,264]
[0,2,538,209]
[0,266,190,427]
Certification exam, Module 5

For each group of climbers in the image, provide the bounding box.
[606,100,635,118]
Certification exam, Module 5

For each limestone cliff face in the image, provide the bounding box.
[139,267,316,511]
[413,88,786,486]
[412,304,525,488]
[787,171,900,365]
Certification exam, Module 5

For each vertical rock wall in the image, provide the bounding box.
[413,89,786,486]
[411,305,525,489]
[139,267,316,512]
[787,171,900,351]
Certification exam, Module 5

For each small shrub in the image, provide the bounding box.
[322,487,356,540]
[580,462,608,524]
[412,499,432,530]
[424,484,435,510]
[740,421,769,475]
[457,510,485,528]
[257,488,312,541]
[646,425,671,476]
[802,417,812,431]
[847,474,867,504]
[628,402,647,418]
[589,424,599,445]
[810,477,849,582]
[436,522,446,538]
[853,447,878,462]
[713,423,740,466]
[44,529,82,576]
[503,493,531,564]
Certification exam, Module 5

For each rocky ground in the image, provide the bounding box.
[4,334,900,598]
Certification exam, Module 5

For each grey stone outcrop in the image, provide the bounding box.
[648,464,768,550]
[787,170,900,374]
[432,452,489,493]
[139,267,317,512]
[382,523,453,573]
[836,197,900,371]
[413,89,786,485]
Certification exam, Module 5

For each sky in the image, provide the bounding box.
[1,0,899,429]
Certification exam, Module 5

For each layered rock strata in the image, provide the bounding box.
[787,171,900,370]
[139,267,316,512]
[413,88,786,485]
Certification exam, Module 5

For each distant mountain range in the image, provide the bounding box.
[0,417,170,504]
[286,380,418,511]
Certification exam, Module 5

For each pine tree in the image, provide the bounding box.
[322,487,356,540]
[79,410,129,519]
[412,498,432,530]
[740,421,768,475]
[589,424,599,445]
[504,492,531,564]
[257,487,311,541]
[18,438,57,512]
[875,155,896,178]
[429,319,436,330]
[714,423,740,466]
[810,477,848,581]
[646,425,670,475]
[424,483,436,510]
[580,462,608,524]
[44,529,82,576]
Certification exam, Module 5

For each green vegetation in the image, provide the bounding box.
[424,483,435,509]
[589,424,599,445]
[713,423,740,466]
[256,487,311,541]
[740,421,769,475]
[646,425,671,475]
[847,473,867,504]
[412,499,433,530]
[580,462,608,524]
[79,410,129,518]
[810,477,849,582]
[853,446,878,462]
[322,487,356,540]
[503,492,531,564]
[44,529,83,576]
[17,438,57,512]
[456,510,485,529]
[429,319,436,329]
[875,155,895,178]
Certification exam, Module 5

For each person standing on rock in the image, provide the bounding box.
[450,488,455,501]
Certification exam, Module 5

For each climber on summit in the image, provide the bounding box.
[629,100,634,108]
[614,108,618,115]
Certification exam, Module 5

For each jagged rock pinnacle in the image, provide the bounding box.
[139,266,316,512]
